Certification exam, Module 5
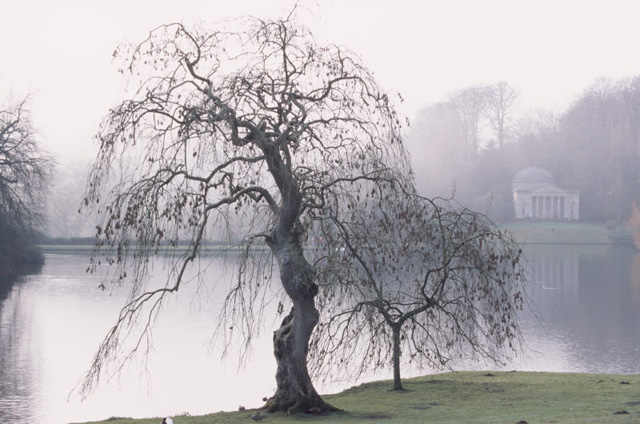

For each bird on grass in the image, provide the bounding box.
[162,418,173,424]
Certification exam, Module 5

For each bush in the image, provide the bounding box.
[0,225,45,276]
[608,226,634,245]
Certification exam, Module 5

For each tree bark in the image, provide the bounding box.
[392,325,403,391]
[264,238,338,414]
[259,137,339,413]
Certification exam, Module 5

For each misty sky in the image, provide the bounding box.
[2,0,640,161]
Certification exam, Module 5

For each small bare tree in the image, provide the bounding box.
[81,18,411,413]
[0,98,51,273]
[310,192,527,391]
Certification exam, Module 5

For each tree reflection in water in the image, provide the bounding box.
[629,253,640,306]
[0,269,40,424]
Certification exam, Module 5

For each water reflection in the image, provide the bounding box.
[0,254,279,424]
[521,244,640,374]
[629,253,640,304]
[0,273,39,424]
[1,247,640,423]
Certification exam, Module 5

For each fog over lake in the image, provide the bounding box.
[2,2,640,423]
[0,244,638,423]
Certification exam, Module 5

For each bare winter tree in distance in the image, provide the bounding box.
[484,81,518,149]
[449,85,488,166]
[81,17,411,413]
[310,192,527,391]
[0,97,52,273]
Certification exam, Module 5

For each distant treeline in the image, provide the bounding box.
[37,234,248,249]
[37,236,96,245]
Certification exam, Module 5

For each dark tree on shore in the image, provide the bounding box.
[310,193,527,391]
[0,98,51,274]
[81,18,411,413]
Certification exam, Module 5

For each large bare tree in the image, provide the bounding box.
[81,18,411,413]
[310,192,527,391]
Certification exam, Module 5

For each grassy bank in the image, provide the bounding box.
[502,222,612,244]
[76,371,640,424]
[40,223,617,254]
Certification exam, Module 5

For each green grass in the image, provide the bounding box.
[75,371,640,424]
[503,222,611,244]
[41,223,615,255]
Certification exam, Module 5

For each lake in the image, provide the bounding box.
[1,244,639,423]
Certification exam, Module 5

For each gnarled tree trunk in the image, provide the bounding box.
[265,238,338,413]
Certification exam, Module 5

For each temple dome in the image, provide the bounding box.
[512,167,555,185]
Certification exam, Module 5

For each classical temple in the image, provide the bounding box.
[512,167,579,221]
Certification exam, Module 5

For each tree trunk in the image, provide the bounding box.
[392,325,403,391]
[264,239,338,414]
[260,140,338,413]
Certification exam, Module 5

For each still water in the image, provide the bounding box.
[0,244,639,423]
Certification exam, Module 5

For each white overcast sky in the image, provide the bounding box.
[2,0,640,161]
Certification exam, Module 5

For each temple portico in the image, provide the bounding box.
[512,167,579,221]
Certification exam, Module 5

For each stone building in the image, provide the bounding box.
[512,167,579,221]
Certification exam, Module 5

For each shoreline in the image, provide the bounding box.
[73,371,640,424]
